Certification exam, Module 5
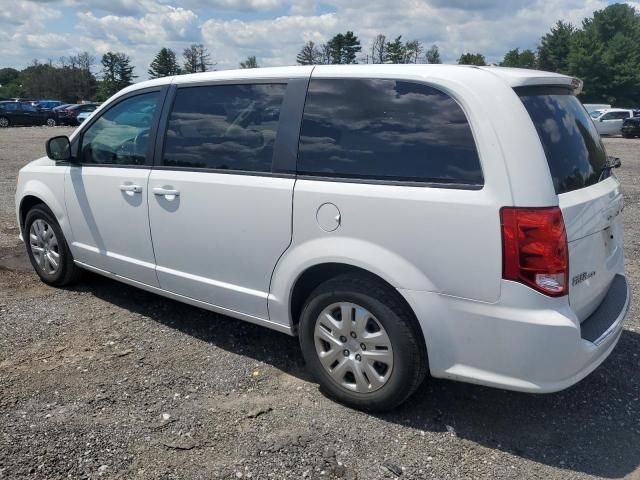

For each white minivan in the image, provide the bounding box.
[15,65,630,411]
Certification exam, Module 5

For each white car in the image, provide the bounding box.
[15,65,629,411]
[590,108,635,135]
[76,111,93,124]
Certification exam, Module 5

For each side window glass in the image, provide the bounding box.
[162,84,286,172]
[5,103,18,112]
[22,103,37,112]
[601,113,614,120]
[297,78,483,185]
[80,92,159,166]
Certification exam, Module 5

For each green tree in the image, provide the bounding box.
[327,31,361,64]
[296,41,322,65]
[425,44,442,64]
[0,68,23,99]
[98,52,136,100]
[0,68,20,86]
[568,3,640,104]
[500,48,537,68]
[537,20,575,73]
[457,52,487,65]
[148,48,180,79]
[385,36,407,63]
[183,44,214,73]
[240,55,259,69]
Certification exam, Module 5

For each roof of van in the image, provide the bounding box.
[121,64,578,95]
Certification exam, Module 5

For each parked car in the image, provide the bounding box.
[591,108,635,135]
[15,66,629,411]
[33,100,64,111]
[583,103,611,114]
[76,109,97,124]
[0,101,57,127]
[55,103,100,125]
[621,116,640,138]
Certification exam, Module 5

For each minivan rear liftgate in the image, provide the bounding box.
[517,86,629,344]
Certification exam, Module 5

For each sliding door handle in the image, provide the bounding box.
[152,187,180,196]
[120,184,142,193]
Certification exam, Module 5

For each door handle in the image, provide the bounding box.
[120,184,142,193]
[152,187,180,196]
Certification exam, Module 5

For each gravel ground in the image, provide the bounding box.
[0,127,639,480]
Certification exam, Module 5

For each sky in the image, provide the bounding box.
[0,0,635,79]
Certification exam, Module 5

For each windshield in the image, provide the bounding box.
[589,110,603,119]
[517,87,608,194]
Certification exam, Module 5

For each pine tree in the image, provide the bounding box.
[239,56,259,69]
[385,36,406,63]
[148,48,180,79]
[327,31,361,64]
[457,52,487,66]
[537,21,575,73]
[98,52,136,99]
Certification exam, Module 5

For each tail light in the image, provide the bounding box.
[500,207,568,296]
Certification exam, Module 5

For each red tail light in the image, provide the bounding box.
[500,207,568,296]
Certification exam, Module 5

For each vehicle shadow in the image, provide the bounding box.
[78,272,639,478]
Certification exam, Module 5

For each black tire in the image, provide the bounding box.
[0,116,9,128]
[299,273,428,412]
[24,204,81,286]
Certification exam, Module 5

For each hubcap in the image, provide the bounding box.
[0,118,8,127]
[29,219,60,275]
[314,302,394,393]
[46,118,56,127]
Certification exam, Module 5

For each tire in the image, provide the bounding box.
[46,117,56,127]
[622,133,632,139]
[299,273,428,412]
[24,204,81,287]
[0,116,9,128]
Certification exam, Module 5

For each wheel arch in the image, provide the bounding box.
[288,262,421,334]
[17,180,71,241]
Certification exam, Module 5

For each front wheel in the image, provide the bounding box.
[46,117,57,127]
[0,116,9,128]
[299,274,428,412]
[24,205,81,286]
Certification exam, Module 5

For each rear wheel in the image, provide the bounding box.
[299,273,428,411]
[24,205,81,286]
[0,116,9,128]
[46,117,56,127]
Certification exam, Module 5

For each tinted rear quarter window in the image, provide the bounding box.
[162,84,286,173]
[518,88,607,194]
[297,79,483,186]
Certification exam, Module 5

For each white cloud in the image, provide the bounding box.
[1,0,619,78]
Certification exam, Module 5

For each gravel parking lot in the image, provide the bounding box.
[0,127,639,480]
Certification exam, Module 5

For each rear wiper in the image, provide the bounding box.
[600,156,621,180]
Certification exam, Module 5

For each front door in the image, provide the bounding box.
[148,82,294,319]
[64,90,163,286]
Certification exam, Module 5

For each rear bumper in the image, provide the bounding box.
[400,275,630,393]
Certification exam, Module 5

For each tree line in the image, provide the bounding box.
[1,3,638,105]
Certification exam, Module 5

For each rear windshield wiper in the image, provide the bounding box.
[600,156,621,180]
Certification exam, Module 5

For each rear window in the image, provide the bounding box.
[517,88,608,194]
[298,78,483,186]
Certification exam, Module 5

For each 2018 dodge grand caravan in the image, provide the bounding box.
[15,65,630,411]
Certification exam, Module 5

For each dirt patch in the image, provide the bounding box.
[0,128,639,479]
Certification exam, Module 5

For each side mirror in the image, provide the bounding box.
[599,118,604,122]
[46,136,72,162]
